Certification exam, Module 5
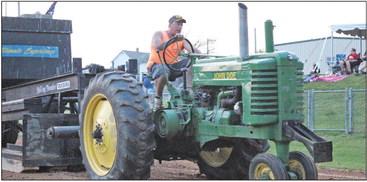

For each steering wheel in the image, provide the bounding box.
[162,36,194,72]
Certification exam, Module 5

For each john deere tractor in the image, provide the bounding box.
[78,3,332,180]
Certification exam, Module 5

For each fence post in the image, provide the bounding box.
[306,90,312,129]
[348,88,353,134]
[344,88,349,134]
[311,89,315,131]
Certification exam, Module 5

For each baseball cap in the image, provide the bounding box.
[169,15,186,24]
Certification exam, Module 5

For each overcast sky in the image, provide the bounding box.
[2,1,366,68]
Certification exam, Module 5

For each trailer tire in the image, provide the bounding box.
[1,121,19,148]
[197,139,269,179]
[79,71,155,179]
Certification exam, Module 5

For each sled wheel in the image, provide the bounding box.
[2,121,19,148]
[79,71,156,179]
[249,153,288,180]
[288,151,318,179]
[197,139,269,179]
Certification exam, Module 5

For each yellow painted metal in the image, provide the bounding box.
[254,163,275,179]
[83,94,117,176]
[288,159,306,179]
[199,147,233,167]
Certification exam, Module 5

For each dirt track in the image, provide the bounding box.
[2,137,366,180]
[1,159,366,180]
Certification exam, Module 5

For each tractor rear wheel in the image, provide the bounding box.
[79,71,156,179]
[197,139,269,179]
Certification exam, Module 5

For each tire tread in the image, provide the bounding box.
[79,71,155,179]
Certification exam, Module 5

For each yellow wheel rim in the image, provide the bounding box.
[254,163,275,179]
[199,147,233,167]
[288,159,306,179]
[83,94,117,176]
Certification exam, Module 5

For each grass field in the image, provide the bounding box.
[269,74,366,170]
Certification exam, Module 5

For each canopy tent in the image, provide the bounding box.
[315,24,366,75]
[329,24,366,68]
[330,24,366,38]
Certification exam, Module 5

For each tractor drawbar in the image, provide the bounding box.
[46,126,80,139]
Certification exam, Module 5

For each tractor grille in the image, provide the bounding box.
[250,69,278,115]
[296,68,305,115]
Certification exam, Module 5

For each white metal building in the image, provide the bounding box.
[275,36,366,74]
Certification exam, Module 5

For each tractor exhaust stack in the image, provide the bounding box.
[239,3,249,58]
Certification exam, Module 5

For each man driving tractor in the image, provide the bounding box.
[146,15,201,110]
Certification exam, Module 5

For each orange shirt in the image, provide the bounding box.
[146,31,184,69]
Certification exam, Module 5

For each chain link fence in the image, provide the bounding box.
[304,88,366,134]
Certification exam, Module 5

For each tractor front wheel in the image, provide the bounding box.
[288,151,318,179]
[79,71,155,179]
[249,153,288,180]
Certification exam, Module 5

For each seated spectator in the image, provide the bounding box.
[340,48,361,75]
[356,51,366,75]
[303,63,320,83]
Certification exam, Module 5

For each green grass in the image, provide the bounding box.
[269,74,366,170]
[268,132,366,170]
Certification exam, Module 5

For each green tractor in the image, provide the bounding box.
[78,3,332,180]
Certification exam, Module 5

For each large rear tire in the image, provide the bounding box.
[79,71,156,179]
[197,139,269,179]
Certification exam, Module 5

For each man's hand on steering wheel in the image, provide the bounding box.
[174,34,185,41]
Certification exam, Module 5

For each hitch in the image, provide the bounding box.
[283,120,332,163]
[46,125,80,139]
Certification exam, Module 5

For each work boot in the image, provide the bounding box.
[154,97,162,110]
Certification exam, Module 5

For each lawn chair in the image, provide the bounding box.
[326,54,345,75]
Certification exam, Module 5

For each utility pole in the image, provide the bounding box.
[206,38,216,54]
[254,28,257,54]
[4,2,7,16]
[207,39,209,54]
[17,2,20,17]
